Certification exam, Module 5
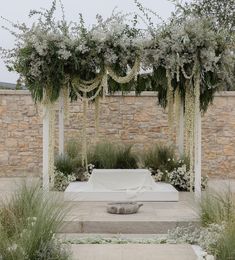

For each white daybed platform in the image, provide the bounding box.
[64,169,179,202]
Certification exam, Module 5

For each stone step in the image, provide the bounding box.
[60,219,199,234]
[60,193,199,234]
[70,244,198,260]
[58,233,167,240]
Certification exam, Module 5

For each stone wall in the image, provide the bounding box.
[0,90,235,178]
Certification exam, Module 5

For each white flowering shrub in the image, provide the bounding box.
[54,171,76,191]
[167,164,190,191]
[167,223,225,255]
[151,157,207,191]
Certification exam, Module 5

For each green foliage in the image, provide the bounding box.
[200,188,235,226]
[89,142,117,169]
[55,139,84,178]
[215,223,235,260]
[54,171,76,191]
[1,0,233,109]
[89,142,138,169]
[116,145,138,169]
[143,144,177,180]
[173,0,235,34]
[199,187,235,259]
[0,182,70,260]
[55,154,81,176]
[66,139,82,159]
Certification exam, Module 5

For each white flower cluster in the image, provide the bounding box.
[152,159,207,191]
[54,171,76,191]
[168,164,190,191]
[168,223,225,255]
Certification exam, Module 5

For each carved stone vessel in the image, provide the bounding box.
[107,202,143,214]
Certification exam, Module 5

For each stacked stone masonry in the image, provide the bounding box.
[0,90,235,178]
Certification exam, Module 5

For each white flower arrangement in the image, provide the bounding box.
[0,1,233,190]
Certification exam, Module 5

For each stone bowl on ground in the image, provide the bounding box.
[107,202,143,214]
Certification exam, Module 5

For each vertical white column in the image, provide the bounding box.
[194,112,202,199]
[59,92,64,155]
[178,99,184,156]
[43,105,50,191]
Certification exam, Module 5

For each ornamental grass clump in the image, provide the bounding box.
[88,142,138,169]
[143,144,177,180]
[200,187,235,226]
[215,222,235,260]
[198,187,235,259]
[55,139,85,178]
[0,182,70,260]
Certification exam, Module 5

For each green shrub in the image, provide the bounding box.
[89,142,138,169]
[55,140,84,178]
[116,146,138,169]
[0,182,70,260]
[89,142,117,169]
[55,154,80,176]
[144,144,178,180]
[54,171,76,191]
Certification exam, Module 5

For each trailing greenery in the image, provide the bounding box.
[0,0,233,107]
[89,142,138,169]
[0,182,70,260]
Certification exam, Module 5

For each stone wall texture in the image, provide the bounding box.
[1,90,235,178]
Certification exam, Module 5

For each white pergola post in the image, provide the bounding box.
[43,105,50,191]
[59,92,64,155]
[194,112,202,199]
[178,99,184,156]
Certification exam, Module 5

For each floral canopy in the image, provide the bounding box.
[1,0,234,193]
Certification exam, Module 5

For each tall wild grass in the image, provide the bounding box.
[0,182,70,260]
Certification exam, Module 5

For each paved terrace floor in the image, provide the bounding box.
[0,177,200,234]
[1,177,235,234]
[0,177,232,259]
[70,244,198,260]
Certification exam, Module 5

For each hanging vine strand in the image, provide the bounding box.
[184,79,195,192]
[81,94,88,170]
[95,96,100,138]
[48,103,56,188]
[193,63,201,192]
[174,86,181,145]
[166,69,174,142]
[106,58,140,84]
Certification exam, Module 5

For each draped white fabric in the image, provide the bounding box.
[88,169,155,192]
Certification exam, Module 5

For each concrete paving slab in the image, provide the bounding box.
[60,192,199,233]
[0,178,200,234]
[70,244,197,260]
